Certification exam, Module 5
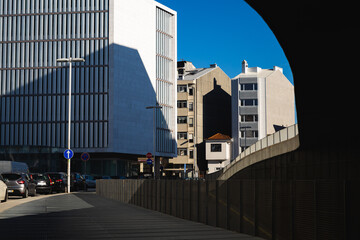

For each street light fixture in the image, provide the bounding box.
[57,57,85,193]
[146,105,162,179]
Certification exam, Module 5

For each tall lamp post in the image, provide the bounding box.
[57,57,85,193]
[146,105,162,179]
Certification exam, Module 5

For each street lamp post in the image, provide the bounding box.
[240,126,251,152]
[146,105,162,179]
[57,57,85,193]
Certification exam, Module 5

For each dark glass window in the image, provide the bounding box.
[211,144,222,152]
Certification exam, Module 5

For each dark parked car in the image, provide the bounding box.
[30,173,53,194]
[1,172,36,198]
[83,175,96,188]
[45,172,70,193]
[71,173,87,191]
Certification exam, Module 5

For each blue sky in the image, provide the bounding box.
[156,0,293,84]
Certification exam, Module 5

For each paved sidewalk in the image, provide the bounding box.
[0,192,263,240]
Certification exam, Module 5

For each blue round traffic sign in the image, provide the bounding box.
[64,149,74,159]
[147,158,153,165]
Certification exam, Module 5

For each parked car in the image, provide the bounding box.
[83,175,96,188]
[30,173,53,194]
[45,172,70,193]
[0,174,8,202]
[1,172,36,198]
[71,173,86,191]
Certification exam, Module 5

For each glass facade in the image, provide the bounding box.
[0,0,109,149]
[156,7,175,154]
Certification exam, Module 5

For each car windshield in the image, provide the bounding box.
[32,175,48,180]
[2,173,21,181]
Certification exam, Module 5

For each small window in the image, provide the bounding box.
[241,115,258,122]
[178,148,188,156]
[189,118,194,127]
[241,130,258,138]
[189,133,194,143]
[240,83,257,91]
[189,150,194,158]
[177,116,187,124]
[189,102,194,111]
[211,144,222,152]
[177,100,187,108]
[177,132,188,140]
[240,99,258,106]
[177,85,187,92]
[189,87,194,96]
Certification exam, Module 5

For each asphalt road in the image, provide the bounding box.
[0,192,263,240]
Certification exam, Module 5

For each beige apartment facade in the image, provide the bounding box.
[167,61,231,178]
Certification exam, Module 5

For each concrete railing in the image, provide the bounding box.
[222,124,299,175]
[216,124,300,181]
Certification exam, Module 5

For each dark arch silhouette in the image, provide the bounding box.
[244,1,359,150]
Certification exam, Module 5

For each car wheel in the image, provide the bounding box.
[23,188,28,198]
[48,188,52,194]
[32,188,36,196]
[1,190,8,203]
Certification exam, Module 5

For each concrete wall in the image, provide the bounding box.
[97,178,354,239]
[108,0,177,156]
[265,70,295,135]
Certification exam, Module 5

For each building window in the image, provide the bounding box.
[177,85,187,92]
[240,99,258,106]
[178,148,188,156]
[189,87,194,96]
[189,118,194,127]
[189,102,194,111]
[189,150,194,158]
[241,130,258,138]
[177,100,187,108]
[240,83,257,91]
[177,132,187,140]
[211,144,222,152]
[189,133,194,143]
[177,116,187,124]
[241,115,258,122]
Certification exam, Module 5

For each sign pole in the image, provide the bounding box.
[67,60,72,193]
[153,108,156,179]
[57,57,85,194]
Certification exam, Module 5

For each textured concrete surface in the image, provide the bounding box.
[0,192,263,239]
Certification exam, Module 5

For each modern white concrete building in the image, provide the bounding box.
[0,0,177,177]
[205,133,232,174]
[231,60,295,158]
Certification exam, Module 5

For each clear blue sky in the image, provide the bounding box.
[156,0,293,84]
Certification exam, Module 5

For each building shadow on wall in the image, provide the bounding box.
[197,78,231,174]
[0,43,175,176]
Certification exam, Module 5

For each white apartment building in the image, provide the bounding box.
[232,60,295,158]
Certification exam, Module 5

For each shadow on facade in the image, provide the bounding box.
[197,78,231,173]
[0,43,174,177]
